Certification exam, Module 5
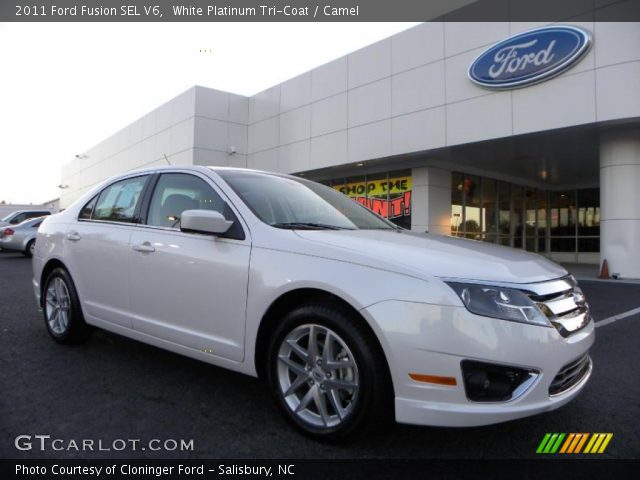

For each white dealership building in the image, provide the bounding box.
[60,21,640,278]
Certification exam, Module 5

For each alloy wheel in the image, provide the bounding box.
[277,323,359,429]
[45,277,71,335]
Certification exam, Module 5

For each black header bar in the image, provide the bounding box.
[2,0,640,22]
[3,459,640,480]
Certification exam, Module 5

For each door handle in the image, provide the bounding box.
[132,242,155,253]
[66,232,81,242]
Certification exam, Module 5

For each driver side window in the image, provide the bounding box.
[147,173,226,229]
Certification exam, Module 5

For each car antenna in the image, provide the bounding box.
[163,153,171,165]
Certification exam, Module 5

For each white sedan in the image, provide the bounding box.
[32,166,594,439]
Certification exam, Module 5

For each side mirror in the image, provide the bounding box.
[180,209,233,235]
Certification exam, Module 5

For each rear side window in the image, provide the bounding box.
[10,213,26,224]
[92,176,148,223]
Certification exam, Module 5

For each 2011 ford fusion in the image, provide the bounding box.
[32,166,594,439]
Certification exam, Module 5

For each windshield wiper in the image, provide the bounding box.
[271,222,352,230]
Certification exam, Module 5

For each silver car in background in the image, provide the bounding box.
[0,216,44,257]
[0,209,51,227]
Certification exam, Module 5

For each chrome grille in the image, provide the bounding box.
[549,354,592,396]
[525,276,591,337]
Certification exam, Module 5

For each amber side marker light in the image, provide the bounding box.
[409,373,457,386]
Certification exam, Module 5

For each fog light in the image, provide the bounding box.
[461,360,538,402]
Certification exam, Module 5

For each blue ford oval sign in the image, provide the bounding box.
[468,26,592,89]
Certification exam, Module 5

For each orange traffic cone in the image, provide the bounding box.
[598,259,610,279]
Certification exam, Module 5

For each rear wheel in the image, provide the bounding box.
[24,239,35,258]
[43,268,92,344]
[266,303,392,440]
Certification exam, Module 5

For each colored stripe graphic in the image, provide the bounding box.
[550,433,565,453]
[574,433,589,453]
[538,433,613,454]
[597,433,613,453]
[584,433,599,453]
[536,433,552,453]
[584,433,614,454]
[544,433,559,453]
[567,433,585,453]
[559,433,575,453]
[536,433,565,453]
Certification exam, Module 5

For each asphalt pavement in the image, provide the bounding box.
[1,252,639,459]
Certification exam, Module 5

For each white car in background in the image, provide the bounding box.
[32,166,594,439]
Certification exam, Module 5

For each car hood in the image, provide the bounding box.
[293,229,567,284]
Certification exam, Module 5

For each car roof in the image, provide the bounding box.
[127,165,278,174]
[121,165,301,181]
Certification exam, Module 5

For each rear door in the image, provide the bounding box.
[128,172,250,362]
[65,174,150,328]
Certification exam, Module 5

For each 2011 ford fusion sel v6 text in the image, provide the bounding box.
[32,166,594,439]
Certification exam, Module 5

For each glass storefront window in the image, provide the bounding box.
[330,177,345,193]
[464,174,481,240]
[364,171,389,219]
[551,238,576,252]
[550,191,576,236]
[343,175,367,200]
[578,237,600,252]
[326,170,411,229]
[324,170,600,257]
[482,178,498,237]
[498,237,511,247]
[449,172,599,256]
[387,170,412,229]
[512,186,523,249]
[537,190,548,253]
[498,181,511,244]
[451,172,464,237]
[577,188,600,235]
[524,189,537,238]
[576,188,600,253]
[524,188,537,251]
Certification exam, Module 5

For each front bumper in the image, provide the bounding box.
[362,300,595,427]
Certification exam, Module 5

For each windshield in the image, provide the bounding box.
[218,171,398,230]
[1,213,15,222]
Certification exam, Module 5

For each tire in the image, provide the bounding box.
[24,240,35,258]
[266,302,393,440]
[43,267,92,344]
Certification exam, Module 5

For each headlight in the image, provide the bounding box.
[446,282,551,327]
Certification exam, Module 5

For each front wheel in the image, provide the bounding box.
[267,303,392,440]
[43,268,92,344]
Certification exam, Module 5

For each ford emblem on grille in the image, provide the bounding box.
[468,26,592,89]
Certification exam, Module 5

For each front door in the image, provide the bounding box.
[128,172,250,362]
